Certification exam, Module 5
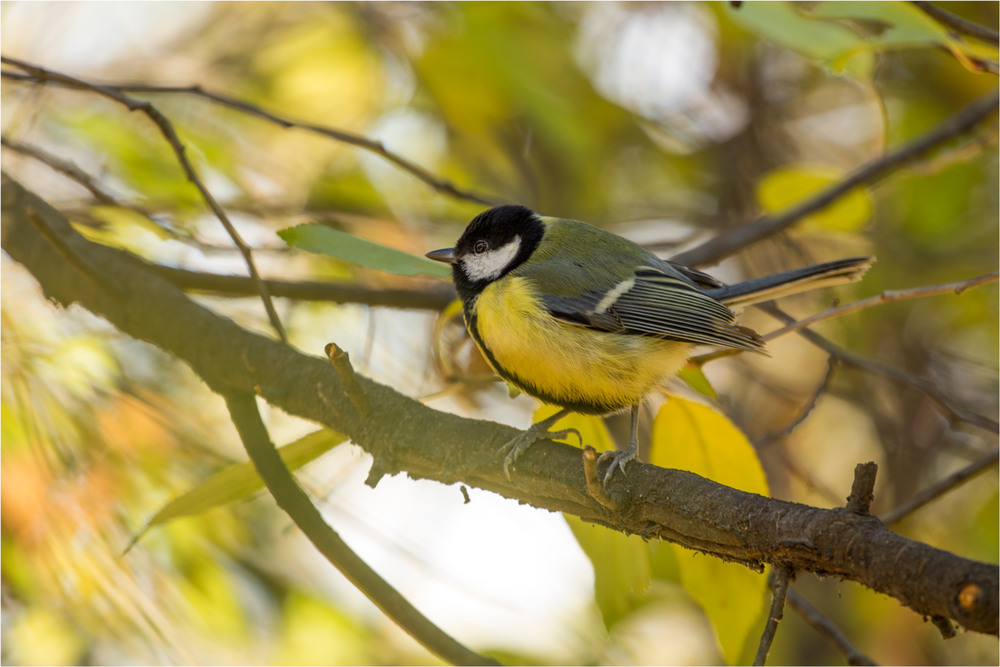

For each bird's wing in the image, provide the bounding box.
[667,261,725,289]
[539,262,764,352]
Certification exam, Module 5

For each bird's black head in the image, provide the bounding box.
[426,205,545,301]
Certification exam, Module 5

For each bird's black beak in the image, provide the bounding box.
[425,247,458,265]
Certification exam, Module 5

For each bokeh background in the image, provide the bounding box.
[2,2,997,665]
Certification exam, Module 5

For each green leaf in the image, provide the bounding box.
[650,397,769,664]
[725,1,875,79]
[129,428,346,549]
[809,2,1000,65]
[729,1,998,80]
[278,223,452,278]
[678,364,718,401]
[756,165,873,232]
[564,516,653,629]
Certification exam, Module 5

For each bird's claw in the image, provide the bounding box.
[597,442,638,486]
[497,426,583,480]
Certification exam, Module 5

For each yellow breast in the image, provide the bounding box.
[472,277,691,414]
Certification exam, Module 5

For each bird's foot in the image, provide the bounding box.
[497,420,581,480]
[597,439,638,486]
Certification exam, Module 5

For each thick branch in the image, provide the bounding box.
[3,176,997,636]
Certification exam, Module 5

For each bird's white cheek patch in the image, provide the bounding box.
[461,238,522,282]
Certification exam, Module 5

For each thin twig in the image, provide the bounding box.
[786,588,878,665]
[151,264,456,310]
[881,448,999,525]
[756,358,837,448]
[671,90,999,267]
[910,1,1000,46]
[912,125,1000,174]
[754,566,793,666]
[761,304,999,434]
[1,56,289,343]
[0,135,201,243]
[2,135,116,204]
[130,84,502,206]
[0,71,502,207]
[764,272,999,343]
[222,390,497,666]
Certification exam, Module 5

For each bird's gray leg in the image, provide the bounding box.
[597,403,640,485]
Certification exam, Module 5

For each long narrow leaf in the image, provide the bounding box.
[279,223,451,278]
[128,429,346,550]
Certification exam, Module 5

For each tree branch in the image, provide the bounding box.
[1,135,119,205]
[763,272,999,343]
[910,1,1000,46]
[222,389,496,666]
[786,588,878,665]
[881,449,1000,526]
[151,264,455,310]
[846,462,878,515]
[761,304,1000,434]
[754,566,793,666]
[3,176,997,636]
[670,90,999,267]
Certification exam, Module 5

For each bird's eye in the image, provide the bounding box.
[474,241,488,254]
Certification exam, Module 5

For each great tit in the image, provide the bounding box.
[427,205,872,483]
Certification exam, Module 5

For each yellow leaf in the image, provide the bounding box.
[650,397,769,663]
[650,397,768,494]
[756,165,873,233]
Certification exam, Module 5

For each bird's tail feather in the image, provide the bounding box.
[707,257,874,309]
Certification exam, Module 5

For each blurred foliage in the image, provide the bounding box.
[2,1,998,665]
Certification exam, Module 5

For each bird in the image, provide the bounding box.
[426,205,873,483]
